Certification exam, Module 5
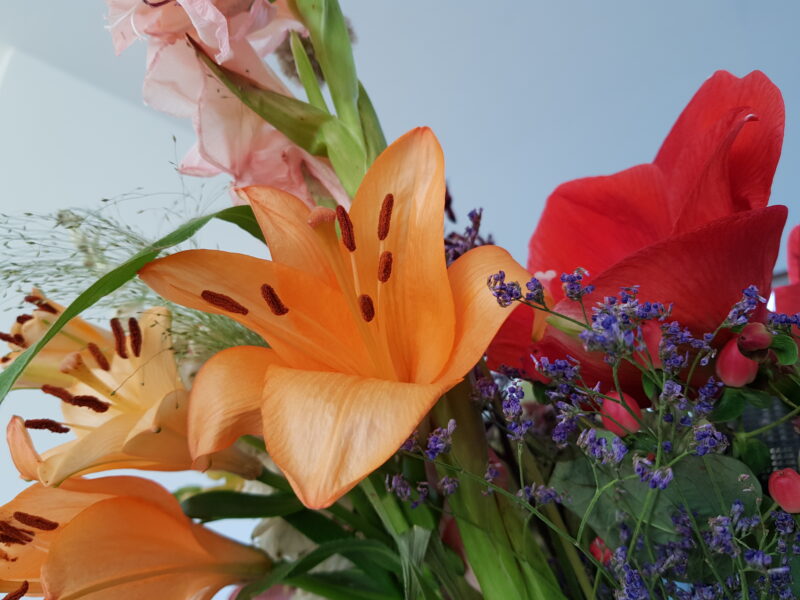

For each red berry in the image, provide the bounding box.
[589,537,612,565]
[600,391,642,437]
[716,338,758,387]
[769,469,800,513]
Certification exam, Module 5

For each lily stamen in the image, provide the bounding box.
[87,343,110,371]
[359,294,375,322]
[109,318,128,359]
[128,317,142,357]
[260,284,289,316]
[378,251,393,283]
[200,290,249,315]
[24,419,70,434]
[378,193,394,240]
[24,295,58,314]
[13,512,58,531]
[15,315,33,325]
[336,206,356,252]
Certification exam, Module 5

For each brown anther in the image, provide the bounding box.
[359,294,375,322]
[13,512,58,531]
[0,522,33,545]
[200,290,249,315]
[41,384,73,403]
[307,206,337,228]
[0,333,15,345]
[24,419,70,434]
[87,343,110,371]
[378,193,394,241]
[110,318,128,359]
[68,395,111,413]
[336,206,356,252]
[3,580,29,600]
[15,315,33,325]
[260,285,289,316]
[378,251,393,283]
[128,317,142,357]
[24,295,57,314]
[0,356,9,364]
[12,334,25,348]
[59,353,119,399]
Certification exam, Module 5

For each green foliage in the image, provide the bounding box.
[771,333,799,365]
[181,490,304,521]
[0,206,261,402]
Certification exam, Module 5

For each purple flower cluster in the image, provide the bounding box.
[695,376,723,416]
[659,321,715,375]
[576,428,628,465]
[632,454,673,489]
[579,287,669,363]
[487,270,522,307]
[692,423,729,456]
[768,311,800,333]
[524,277,546,305]
[444,208,494,263]
[560,268,595,301]
[425,419,456,460]
[611,547,649,600]
[724,285,766,327]
[502,383,533,441]
[385,473,412,501]
[482,462,501,495]
[517,483,561,505]
[439,476,459,496]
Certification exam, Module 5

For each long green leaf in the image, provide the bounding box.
[287,571,402,600]
[357,81,387,165]
[238,539,401,599]
[0,206,261,402]
[293,0,362,137]
[290,31,329,113]
[181,490,303,521]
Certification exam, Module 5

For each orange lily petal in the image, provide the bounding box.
[6,417,42,481]
[239,186,339,286]
[348,127,455,383]
[262,365,451,508]
[188,345,281,462]
[41,497,268,600]
[139,250,371,374]
[436,245,533,384]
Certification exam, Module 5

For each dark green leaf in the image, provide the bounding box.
[238,539,401,599]
[741,387,775,409]
[734,437,771,475]
[181,490,303,521]
[287,571,402,600]
[0,206,256,402]
[712,387,746,422]
[771,334,799,366]
[215,205,266,243]
[641,371,659,401]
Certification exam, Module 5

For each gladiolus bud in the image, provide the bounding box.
[589,537,612,565]
[768,468,800,513]
[600,391,642,437]
[716,338,759,387]
[738,322,773,352]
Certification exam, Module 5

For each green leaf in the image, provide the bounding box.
[294,0,362,137]
[181,490,303,521]
[550,454,762,548]
[771,333,799,365]
[0,206,259,402]
[238,539,401,599]
[712,387,747,422]
[287,571,402,600]
[290,31,329,113]
[193,38,365,197]
[733,437,771,475]
[357,81,387,165]
[741,387,775,409]
[641,371,660,401]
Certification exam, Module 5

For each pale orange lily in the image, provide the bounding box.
[1,289,113,389]
[140,127,532,508]
[7,307,260,486]
[0,475,269,598]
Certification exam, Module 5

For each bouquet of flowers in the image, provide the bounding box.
[0,1,798,599]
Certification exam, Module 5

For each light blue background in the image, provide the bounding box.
[0,0,798,569]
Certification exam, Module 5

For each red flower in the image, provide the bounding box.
[768,468,800,513]
[489,71,787,390]
[589,537,613,565]
[775,225,800,315]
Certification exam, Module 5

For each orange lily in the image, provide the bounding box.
[1,289,113,389]
[140,128,532,508]
[0,476,269,598]
[7,307,260,486]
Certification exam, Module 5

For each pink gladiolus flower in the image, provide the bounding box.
[105,0,348,208]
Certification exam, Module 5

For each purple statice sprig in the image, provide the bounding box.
[487,270,522,308]
[579,286,670,364]
[691,423,729,456]
[561,268,595,302]
[445,208,494,264]
[425,419,456,460]
[767,311,800,334]
[723,285,766,328]
[501,382,533,441]
[517,483,561,506]
[577,428,628,465]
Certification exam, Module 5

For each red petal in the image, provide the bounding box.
[527,164,672,299]
[775,283,800,316]
[655,71,784,230]
[788,225,800,284]
[534,206,786,389]
[486,304,539,377]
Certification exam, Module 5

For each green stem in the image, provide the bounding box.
[743,396,800,439]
